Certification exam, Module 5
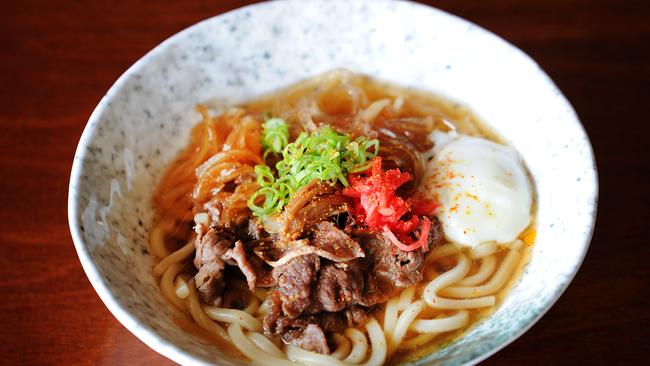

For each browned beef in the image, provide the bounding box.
[345,305,368,326]
[427,216,446,250]
[195,261,225,305]
[248,255,276,287]
[267,303,359,334]
[312,260,388,313]
[314,311,351,332]
[194,228,235,305]
[263,256,379,352]
[267,303,337,337]
[361,232,423,289]
[194,228,234,269]
[263,289,284,335]
[235,217,263,243]
[267,306,368,354]
[357,217,445,291]
[194,227,273,303]
[377,135,424,196]
[311,221,365,262]
[282,324,330,354]
[274,254,320,318]
[313,263,363,312]
[314,264,350,313]
[223,241,257,291]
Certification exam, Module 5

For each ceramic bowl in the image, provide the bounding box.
[68,0,598,365]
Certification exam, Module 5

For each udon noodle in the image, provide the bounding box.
[149,70,534,365]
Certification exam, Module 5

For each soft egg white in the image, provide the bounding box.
[424,132,532,248]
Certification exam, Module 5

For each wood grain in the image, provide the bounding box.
[0,0,648,365]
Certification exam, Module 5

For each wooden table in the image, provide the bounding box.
[1,0,648,364]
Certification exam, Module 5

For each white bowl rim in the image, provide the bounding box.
[67,1,599,365]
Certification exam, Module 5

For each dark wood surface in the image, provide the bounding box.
[1,0,648,365]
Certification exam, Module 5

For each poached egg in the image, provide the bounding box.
[424,132,532,248]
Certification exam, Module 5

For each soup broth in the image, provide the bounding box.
[150,70,535,365]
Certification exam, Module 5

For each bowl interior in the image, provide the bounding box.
[68,1,597,365]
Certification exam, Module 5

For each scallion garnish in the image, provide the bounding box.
[261,117,289,155]
[247,122,379,217]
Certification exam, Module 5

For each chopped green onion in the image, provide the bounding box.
[261,117,289,154]
[247,123,379,217]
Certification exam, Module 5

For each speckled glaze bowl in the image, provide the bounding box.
[67,0,598,365]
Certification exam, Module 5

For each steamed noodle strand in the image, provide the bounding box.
[229,324,297,366]
[382,297,399,341]
[456,255,496,286]
[398,286,416,311]
[152,241,194,276]
[203,306,263,332]
[342,328,368,364]
[148,71,530,365]
[400,332,437,350]
[423,253,497,309]
[331,334,352,360]
[441,248,522,298]
[410,310,470,333]
[160,263,186,310]
[248,332,286,358]
[389,300,425,354]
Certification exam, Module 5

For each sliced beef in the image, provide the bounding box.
[310,221,365,262]
[427,216,446,250]
[314,311,351,332]
[193,228,235,305]
[263,289,284,335]
[312,260,388,313]
[267,306,368,354]
[195,262,225,306]
[250,237,286,262]
[358,232,424,291]
[249,255,276,287]
[274,254,320,318]
[223,241,257,291]
[235,217,263,243]
[263,256,379,352]
[194,226,275,302]
[377,135,424,196]
[313,263,364,312]
[357,217,445,291]
[372,235,424,289]
[197,206,444,355]
[345,305,368,326]
[260,240,314,268]
[282,324,330,354]
[266,306,361,337]
[194,228,234,269]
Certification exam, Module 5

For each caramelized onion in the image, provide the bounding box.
[283,193,349,239]
[376,135,424,196]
